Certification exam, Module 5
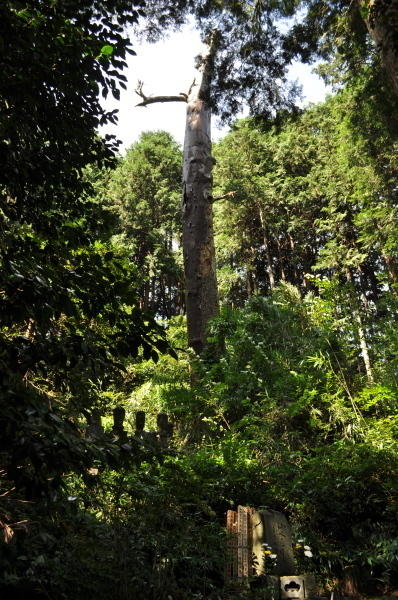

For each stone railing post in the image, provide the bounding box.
[157,412,169,448]
[86,408,105,439]
[111,406,127,441]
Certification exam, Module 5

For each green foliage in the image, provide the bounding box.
[137,0,301,121]
[2,1,398,595]
[0,195,175,498]
[213,76,398,392]
[1,456,228,600]
[201,291,398,590]
[0,0,144,215]
[0,2,177,503]
[125,288,398,583]
[97,131,184,317]
[0,10,188,594]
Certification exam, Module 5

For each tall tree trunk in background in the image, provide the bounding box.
[178,280,185,315]
[383,252,398,293]
[247,269,255,298]
[345,266,374,383]
[362,0,398,97]
[288,233,299,288]
[258,206,275,290]
[276,234,286,281]
[357,265,371,316]
[182,45,219,355]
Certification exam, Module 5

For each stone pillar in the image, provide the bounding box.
[111,406,127,441]
[157,412,169,448]
[135,410,146,437]
[86,409,105,439]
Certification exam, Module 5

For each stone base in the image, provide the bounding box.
[280,574,317,600]
[250,573,316,600]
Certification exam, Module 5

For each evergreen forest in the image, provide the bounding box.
[1,1,398,599]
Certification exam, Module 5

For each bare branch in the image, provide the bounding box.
[187,79,197,96]
[135,79,146,100]
[135,80,188,107]
[136,95,187,107]
[210,190,238,202]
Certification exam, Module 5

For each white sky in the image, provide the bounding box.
[99,24,330,152]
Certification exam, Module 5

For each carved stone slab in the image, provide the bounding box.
[280,576,305,599]
[252,509,296,576]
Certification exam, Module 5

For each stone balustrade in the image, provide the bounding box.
[86,407,173,448]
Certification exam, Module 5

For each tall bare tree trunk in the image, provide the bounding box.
[135,39,219,355]
[182,47,219,354]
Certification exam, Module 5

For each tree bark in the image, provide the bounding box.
[357,264,371,316]
[135,41,219,354]
[361,0,398,97]
[182,47,219,354]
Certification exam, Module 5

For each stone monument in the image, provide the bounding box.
[226,507,317,599]
[85,408,173,447]
[252,509,296,576]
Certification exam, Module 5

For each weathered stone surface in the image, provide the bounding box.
[226,506,253,583]
[111,406,127,440]
[302,573,317,599]
[113,406,125,429]
[252,509,296,576]
[280,574,317,599]
[280,576,305,599]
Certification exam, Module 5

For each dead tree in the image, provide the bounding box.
[136,42,219,355]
